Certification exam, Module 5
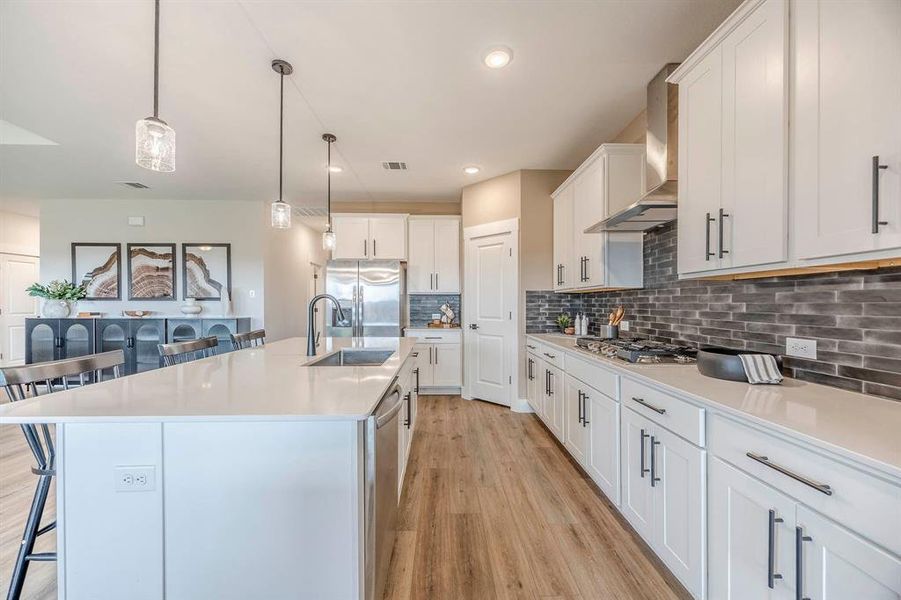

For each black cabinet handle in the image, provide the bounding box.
[581,392,589,427]
[126,337,135,349]
[632,396,666,415]
[430,273,434,289]
[414,368,420,393]
[373,239,377,256]
[795,526,812,600]
[434,346,438,365]
[577,390,584,424]
[583,257,589,282]
[873,155,889,233]
[639,428,649,478]
[705,212,716,260]
[547,370,553,395]
[545,369,550,395]
[650,435,661,486]
[364,239,368,257]
[768,509,784,589]
[404,392,411,428]
[718,208,730,258]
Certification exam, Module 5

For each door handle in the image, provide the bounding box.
[767,509,784,589]
[581,392,589,426]
[746,452,833,495]
[632,396,666,415]
[873,155,889,233]
[650,435,660,487]
[718,208,729,258]
[469,323,479,330]
[705,212,716,261]
[577,390,584,424]
[639,429,649,478]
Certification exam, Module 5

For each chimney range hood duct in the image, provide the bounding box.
[586,64,679,233]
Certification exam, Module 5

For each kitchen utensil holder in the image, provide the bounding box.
[598,325,619,339]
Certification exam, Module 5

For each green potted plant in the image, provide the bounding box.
[26,280,88,318]
[556,312,574,335]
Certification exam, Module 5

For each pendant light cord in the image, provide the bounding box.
[327,138,332,228]
[278,69,284,203]
[153,0,160,118]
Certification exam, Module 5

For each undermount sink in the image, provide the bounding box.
[305,349,394,367]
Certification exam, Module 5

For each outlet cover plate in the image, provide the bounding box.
[620,320,630,332]
[114,466,156,492]
[785,337,817,360]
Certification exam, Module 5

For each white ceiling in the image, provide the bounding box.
[0,0,740,210]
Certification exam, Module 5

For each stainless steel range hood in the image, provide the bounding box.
[587,64,679,233]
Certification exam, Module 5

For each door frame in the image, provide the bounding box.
[461,217,519,408]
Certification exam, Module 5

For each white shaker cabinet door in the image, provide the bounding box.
[432,343,461,387]
[553,185,575,290]
[331,216,370,259]
[585,388,620,506]
[545,364,565,442]
[651,424,705,599]
[797,505,901,600]
[433,219,460,293]
[677,46,724,274]
[620,408,655,543]
[792,0,901,259]
[525,354,541,413]
[721,0,788,270]
[369,217,407,260]
[709,457,796,600]
[407,219,435,293]
[572,158,605,288]
[563,375,588,467]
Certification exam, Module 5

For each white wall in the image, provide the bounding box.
[263,206,330,342]
[40,199,265,327]
[0,210,40,256]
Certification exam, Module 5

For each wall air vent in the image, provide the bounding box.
[118,181,150,189]
[381,161,407,171]
[293,206,329,217]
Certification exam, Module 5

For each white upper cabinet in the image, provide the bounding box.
[553,184,575,291]
[671,0,788,276]
[406,217,460,293]
[792,0,901,259]
[330,214,408,260]
[553,144,645,291]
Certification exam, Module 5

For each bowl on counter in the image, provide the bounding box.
[697,347,783,382]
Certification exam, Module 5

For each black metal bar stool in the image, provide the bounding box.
[230,329,266,350]
[1,350,125,600]
[157,335,219,366]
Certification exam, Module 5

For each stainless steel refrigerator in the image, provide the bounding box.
[325,260,406,338]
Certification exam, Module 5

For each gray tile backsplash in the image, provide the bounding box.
[409,294,461,327]
[526,222,901,401]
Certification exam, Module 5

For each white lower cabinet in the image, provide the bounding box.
[432,343,461,387]
[525,351,541,413]
[542,362,564,442]
[406,330,461,393]
[564,375,589,465]
[620,406,705,598]
[582,380,621,506]
[709,457,796,600]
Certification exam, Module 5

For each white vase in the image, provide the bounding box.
[181,298,203,315]
[43,299,72,318]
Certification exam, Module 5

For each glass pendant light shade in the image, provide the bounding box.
[135,117,176,172]
[271,200,291,229]
[322,228,336,250]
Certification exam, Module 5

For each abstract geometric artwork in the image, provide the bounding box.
[71,243,121,300]
[128,243,176,300]
[182,243,231,301]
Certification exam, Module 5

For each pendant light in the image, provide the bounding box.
[270,59,294,229]
[322,133,337,250]
[135,0,175,172]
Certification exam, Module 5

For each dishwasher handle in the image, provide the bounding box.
[374,382,404,429]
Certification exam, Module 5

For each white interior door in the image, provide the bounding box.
[0,253,39,367]
[464,220,517,407]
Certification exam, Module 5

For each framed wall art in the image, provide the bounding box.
[182,243,231,301]
[127,243,176,300]
[71,242,121,300]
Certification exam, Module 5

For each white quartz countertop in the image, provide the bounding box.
[0,337,417,423]
[530,333,901,478]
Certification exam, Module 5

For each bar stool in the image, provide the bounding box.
[230,329,266,350]
[157,335,219,366]
[1,350,125,600]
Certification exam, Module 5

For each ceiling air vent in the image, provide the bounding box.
[381,161,407,171]
[118,181,150,189]
[293,206,328,217]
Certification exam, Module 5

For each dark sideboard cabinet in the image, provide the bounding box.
[25,317,251,375]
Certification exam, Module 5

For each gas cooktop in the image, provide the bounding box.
[575,336,697,364]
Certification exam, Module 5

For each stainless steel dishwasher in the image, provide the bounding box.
[364,378,403,600]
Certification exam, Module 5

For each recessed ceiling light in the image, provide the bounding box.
[464,166,481,175]
[483,46,513,69]
[328,165,343,173]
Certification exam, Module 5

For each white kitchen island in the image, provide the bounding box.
[0,336,419,600]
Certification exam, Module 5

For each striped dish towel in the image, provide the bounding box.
[738,354,783,384]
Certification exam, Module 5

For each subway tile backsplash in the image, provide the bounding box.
[409,294,461,327]
[526,222,901,401]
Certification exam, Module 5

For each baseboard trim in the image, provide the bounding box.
[419,387,462,396]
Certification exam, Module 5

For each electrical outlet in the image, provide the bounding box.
[785,337,817,360]
[115,466,156,492]
[620,320,630,332]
